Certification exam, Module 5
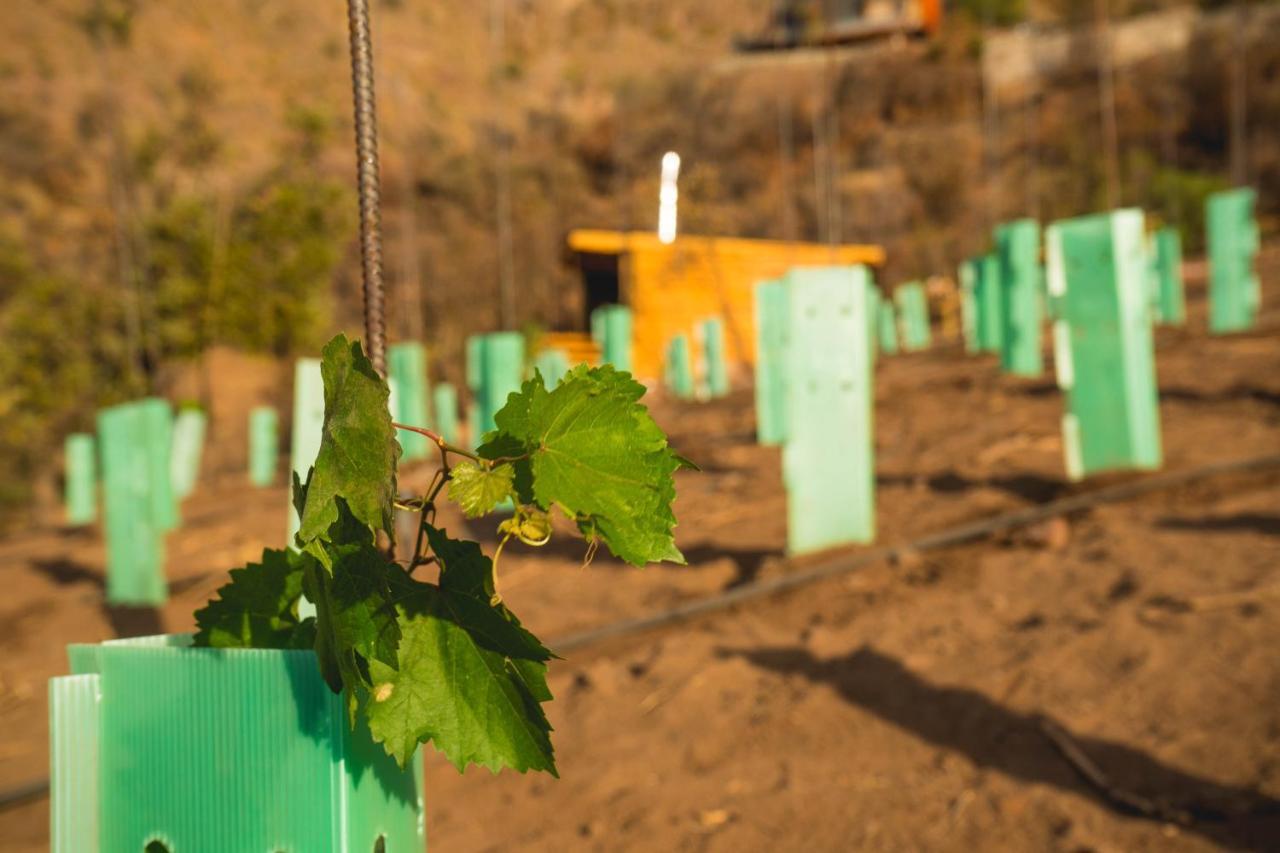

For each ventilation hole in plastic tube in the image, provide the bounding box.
[144,841,170,853]
[373,836,386,853]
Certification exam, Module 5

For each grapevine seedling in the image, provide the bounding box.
[193,334,689,775]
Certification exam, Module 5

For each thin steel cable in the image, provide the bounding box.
[346,0,387,376]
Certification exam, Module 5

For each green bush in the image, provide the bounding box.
[951,0,1026,27]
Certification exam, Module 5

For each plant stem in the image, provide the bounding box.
[393,421,481,462]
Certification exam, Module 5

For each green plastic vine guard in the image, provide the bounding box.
[782,266,875,554]
[995,219,1044,377]
[142,399,180,533]
[288,359,325,545]
[864,280,881,363]
[589,306,606,349]
[976,253,1004,353]
[98,399,175,606]
[1144,231,1162,322]
[388,342,432,461]
[894,281,931,352]
[753,279,788,445]
[958,258,980,353]
[533,347,571,388]
[700,316,729,398]
[50,635,425,853]
[466,332,524,441]
[664,333,695,400]
[1153,226,1186,326]
[1206,187,1260,334]
[169,408,207,501]
[465,336,484,444]
[431,383,460,446]
[248,406,279,487]
[63,433,96,526]
[876,299,900,355]
[592,305,634,373]
[1047,208,1162,481]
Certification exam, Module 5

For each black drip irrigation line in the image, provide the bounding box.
[551,451,1280,652]
[3,451,1278,813]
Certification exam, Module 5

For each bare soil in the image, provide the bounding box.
[1,277,1278,851]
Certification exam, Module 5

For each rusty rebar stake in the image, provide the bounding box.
[346,0,387,376]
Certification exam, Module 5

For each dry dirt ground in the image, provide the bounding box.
[0,277,1278,851]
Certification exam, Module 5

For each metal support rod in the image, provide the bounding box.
[346,0,387,376]
[490,0,516,331]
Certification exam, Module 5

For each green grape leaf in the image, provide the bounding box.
[296,335,401,552]
[448,460,517,518]
[477,365,685,566]
[193,548,315,650]
[672,452,701,472]
[302,501,403,717]
[291,468,310,523]
[365,526,556,772]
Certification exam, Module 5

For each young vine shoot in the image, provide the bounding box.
[192,334,690,773]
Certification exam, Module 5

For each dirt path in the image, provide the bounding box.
[0,283,1277,851]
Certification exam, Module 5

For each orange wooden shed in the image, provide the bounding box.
[568,229,885,381]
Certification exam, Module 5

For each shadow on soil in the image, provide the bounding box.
[30,557,212,596]
[101,605,165,638]
[1156,513,1280,537]
[878,469,1070,504]
[726,645,1280,850]
[29,557,103,588]
[680,543,780,589]
[1160,385,1280,409]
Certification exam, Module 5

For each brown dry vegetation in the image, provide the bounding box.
[2,1,1279,516]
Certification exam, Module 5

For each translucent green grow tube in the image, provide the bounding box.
[877,299,900,355]
[864,279,881,363]
[388,341,431,461]
[466,332,524,441]
[664,333,695,400]
[975,253,1004,353]
[593,304,634,373]
[754,279,787,445]
[701,316,729,398]
[169,407,207,501]
[140,399,179,532]
[533,347,571,388]
[288,358,324,545]
[50,635,425,852]
[432,383,460,446]
[64,433,96,526]
[958,258,980,353]
[995,218,1044,376]
[248,406,278,487]
[1153,226,1186,326]
[97,400,173,606]
[1047,208,1162,481]
[782,266,875,554]
[894,281,931,352]
[466,337,483,444]
[1206,187,1260,334]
